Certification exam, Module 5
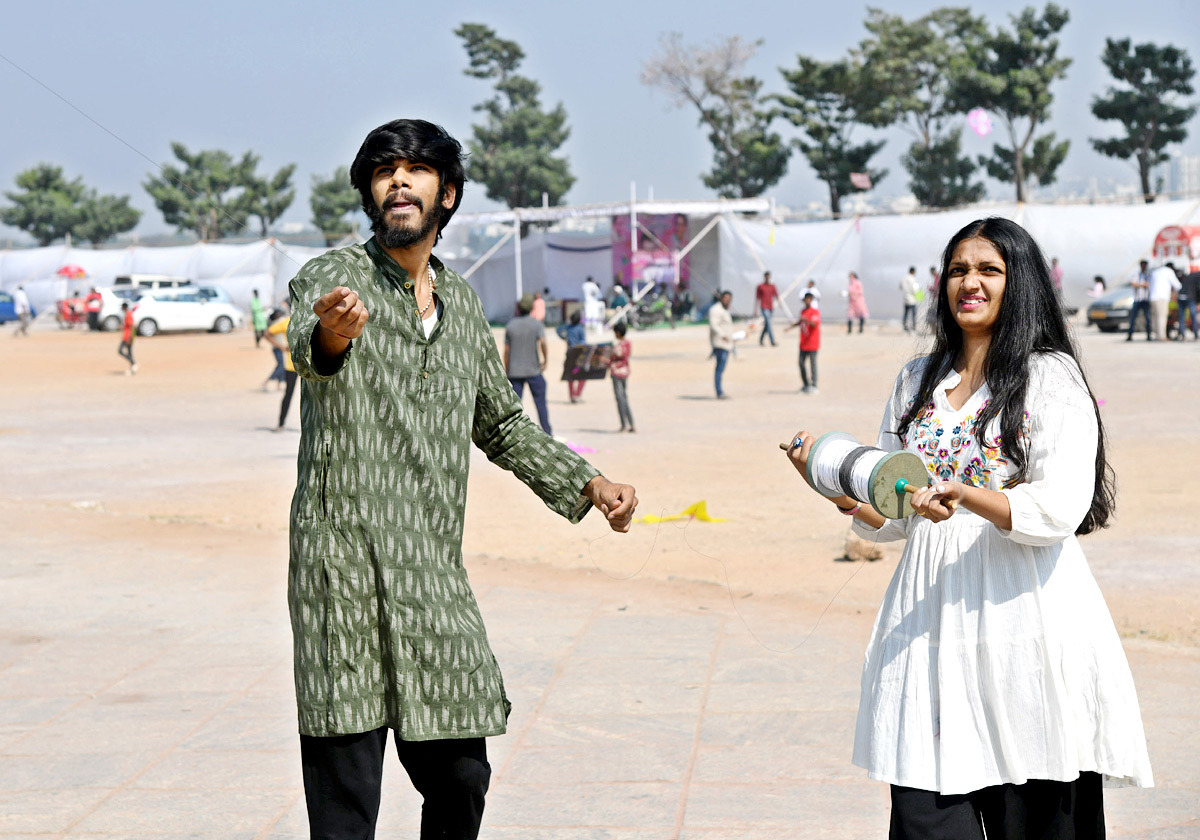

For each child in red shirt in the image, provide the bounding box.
[609,322,635,432]
[117,302,137,375]
[785,292,820,393]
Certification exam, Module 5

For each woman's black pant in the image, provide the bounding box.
[890,772,1104,840]
[300,727,490,840]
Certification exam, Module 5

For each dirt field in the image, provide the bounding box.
[2,312,1197,647]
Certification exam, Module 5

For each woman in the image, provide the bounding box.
[787,218,1151,838]
[846,271,869,333]
[556,309,588,402]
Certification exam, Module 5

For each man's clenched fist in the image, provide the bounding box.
[314,287,370,341]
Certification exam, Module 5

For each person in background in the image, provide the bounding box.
[786,290,820,394]
[846,271,869,334]
[756,270,779,346]
[1050,256,1064,293]
[582,274,603,331]
[264,307,295,430]
[556,309,588,402]
[900,266,920,333]
[250,289,268,346]
[609,283,629,326]
[804,279,822,310]
[530,289,546,322]
[1148,261,1180,341]
[1088,276,1107,297]
[709,290,734,399]
[609,322,635,432]
[504,293,552,434]
[12,285,31,337]
[85,286,102,331]
[261,299,289,391]
[1177,267,1200,341]
[1126,260,1152,342]
[117,301,136,374]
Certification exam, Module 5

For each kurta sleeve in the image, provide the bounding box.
[287,258,354,381]
[470,303,600,523]
[852,364,919,543]
[996,355,1098,546]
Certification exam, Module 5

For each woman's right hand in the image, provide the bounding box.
[785,430,816,478]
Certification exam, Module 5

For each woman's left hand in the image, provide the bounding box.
[909,481,966,522]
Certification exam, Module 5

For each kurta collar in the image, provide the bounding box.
[364,236,448,294]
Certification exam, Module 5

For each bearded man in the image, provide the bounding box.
[286,119,638,839]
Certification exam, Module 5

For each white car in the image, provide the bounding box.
[131,286,244,337]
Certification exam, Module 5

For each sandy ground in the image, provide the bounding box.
[2,313,1199,837]
[2,311,1197,647]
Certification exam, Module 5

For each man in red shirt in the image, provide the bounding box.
[85,287,103,331]
[755,270,778,346]
[786,291,820,394]
[117,302,137,375]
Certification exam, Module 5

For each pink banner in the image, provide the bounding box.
[612,213,691,289]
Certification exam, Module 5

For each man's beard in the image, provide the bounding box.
[371,191,444,249]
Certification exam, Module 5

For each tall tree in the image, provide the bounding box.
[310,167,360,246]
[642,34,790,198]
[1091,38,1197,203]
[775,56,887,216]
[75,189,141,246]
[246,163,297,237]
[859,7,987,207]
[949,3,1072,202]
[456,22,574,208]
[143,143,257,240]
[0,163,85,245]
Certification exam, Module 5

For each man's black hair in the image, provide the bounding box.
[349,119,466,241]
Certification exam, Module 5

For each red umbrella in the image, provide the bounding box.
[57,264,88,279]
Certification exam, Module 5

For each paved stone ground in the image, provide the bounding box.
[1,503,1196,839]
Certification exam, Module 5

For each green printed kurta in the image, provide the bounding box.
[286,238,599,739]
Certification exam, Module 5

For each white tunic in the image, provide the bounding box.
[851,353,1153,795]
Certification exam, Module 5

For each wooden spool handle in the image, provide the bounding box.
[896,479,958,511]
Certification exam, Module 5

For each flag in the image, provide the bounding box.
[849,172,872,190]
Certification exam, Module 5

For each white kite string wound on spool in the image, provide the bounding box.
[786,432,934,519]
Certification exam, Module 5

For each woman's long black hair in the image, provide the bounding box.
[896,217,1115,534]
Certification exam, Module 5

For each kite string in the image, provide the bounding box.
[584,508,882,654]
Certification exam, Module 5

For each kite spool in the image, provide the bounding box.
[802,432,930,520]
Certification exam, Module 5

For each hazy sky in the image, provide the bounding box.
[2,0,1198,239]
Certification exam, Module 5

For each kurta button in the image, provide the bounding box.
[424,371,429,378]
[404,282,412,289]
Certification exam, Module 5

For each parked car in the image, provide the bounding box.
[96,287,142,331]
[1086,283,1136,332]
[132,286,244,336]
[113,274,192,292]
[0,290,36,324]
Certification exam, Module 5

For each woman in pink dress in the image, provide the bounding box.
[847,271,869,334]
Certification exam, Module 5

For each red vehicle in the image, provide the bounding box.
[56,295,88,329]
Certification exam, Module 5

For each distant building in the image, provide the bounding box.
[1154,154,1200,198]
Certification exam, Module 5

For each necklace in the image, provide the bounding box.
[417,265,438,319]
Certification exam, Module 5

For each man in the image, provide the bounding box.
[85,286,102,331]
[504,292,552,434]
[709,289,734,399]
[116,301,136,374]
[581,275,603,331]
[1178,268,1200,341]
[1148,261,1180,341]
[803,279,821,309]
[530,289,546,322]
[285,119,638,839]
[786,291,821,394]
[1127,260,1152,341]
[12,285,31,337]
[263,307,296,429]
[249,288,268,347]
[900,266,920,333]
[755,271,778,346]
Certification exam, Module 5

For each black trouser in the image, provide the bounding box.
[799,350,818,388]
[889,772,1104,840]
[848,317,864,333]
[1127,300,1151,339]
[279,371,298,428]
[301,728,490,840]
[509,374,551,434]
[902,303,916,331]
[118,340,134,367]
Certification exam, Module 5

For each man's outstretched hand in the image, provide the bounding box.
[314,287,370,342]
[584,476,638,533]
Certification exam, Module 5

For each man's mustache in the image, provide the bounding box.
[384,191,424,212]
